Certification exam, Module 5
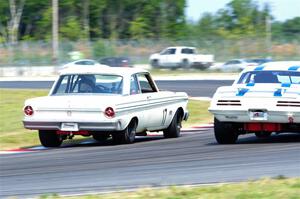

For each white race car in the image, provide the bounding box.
[23,67,189,147]
[209,61,300,144]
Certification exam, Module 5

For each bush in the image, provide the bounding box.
[92,40,115,59]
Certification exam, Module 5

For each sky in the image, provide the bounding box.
[186,0,300,22]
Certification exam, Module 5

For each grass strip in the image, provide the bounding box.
[39,178,300,199]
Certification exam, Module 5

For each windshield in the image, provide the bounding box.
[237,71,300,84]
[52,74,123,95]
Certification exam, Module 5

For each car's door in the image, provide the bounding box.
[235,60,245,70]
[165,48,177,66]
[136,73,164,129]
[158,48,169,66]
[224,60,240,71]
[160,48,176,67]
[125,74,148,131]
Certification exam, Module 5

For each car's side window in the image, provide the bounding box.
[181,48,195,54]
[137,73,158,93]
[225,61,233,65]
[130,75,140,95]
[161,48,175,55]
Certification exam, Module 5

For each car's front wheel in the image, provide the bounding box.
[150,59,159,68]
[39,130,63,147]
[163,110,182,138]
[214,118,238,144]
[112,120,137,144]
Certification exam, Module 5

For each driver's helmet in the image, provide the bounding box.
[79,75,96,92]
[80,75,95,85]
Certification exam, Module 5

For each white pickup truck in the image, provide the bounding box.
[149,46,214,70]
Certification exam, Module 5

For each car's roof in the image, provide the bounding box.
[62,59,102,67]
[242,61,300,72]
[59,65,148,76]
[166,46,196,49]
[69,59,99,64]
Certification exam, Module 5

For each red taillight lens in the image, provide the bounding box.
[24,106,34,116]
[104,107,115,118]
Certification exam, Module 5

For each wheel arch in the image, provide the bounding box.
[130,117,138,127]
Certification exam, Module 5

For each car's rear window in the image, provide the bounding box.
[52,74,123,95]
[237,71,300,84]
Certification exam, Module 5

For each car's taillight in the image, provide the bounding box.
[24,106,34,116]
[104,107,115,118]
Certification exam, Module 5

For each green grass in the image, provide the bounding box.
[39,178,300,199]
[0,89,48,150]
[0,89,212,150]
[185,99,212,127]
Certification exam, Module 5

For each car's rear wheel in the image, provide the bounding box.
[112,120,137,144]
[39,130,63,147]
[181,59,190,69]
[214,118,238,144]
[151,59,159,68]
[163,110,182,138]
[255,132,272,138]
[92,133,110,142]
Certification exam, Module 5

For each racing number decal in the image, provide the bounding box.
[161,108,167,125]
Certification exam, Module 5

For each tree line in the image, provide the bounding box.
[0,0,299,44]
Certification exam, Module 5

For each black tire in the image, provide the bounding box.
[151,59,159,68]
[181,59,189,69]
[255,132,272,138]
[92,133,110,142]
[163,110,182,138]
[112,120,137,144]
[39,130,63,147]
[214,118,238,144]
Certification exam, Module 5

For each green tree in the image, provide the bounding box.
[195,13,219,39]
[60,16,83,40]
[282,17,300,41]
[215,0,271,38]
[161,0,186,39]
[129,17,150,40]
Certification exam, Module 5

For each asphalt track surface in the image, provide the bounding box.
[1,130,300,198]
[0,80,233,97]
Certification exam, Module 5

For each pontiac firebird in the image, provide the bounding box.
[209,61,300,144]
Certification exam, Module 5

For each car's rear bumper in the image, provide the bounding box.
[209,109,300,123]
[23,121,122,131]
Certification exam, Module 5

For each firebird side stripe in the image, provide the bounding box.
[281,83,291,87]
[254,66,265,71]
[236,88,249,96]
[246,82,255,86]
[288,66,300,71]
[274,89,282,96]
